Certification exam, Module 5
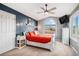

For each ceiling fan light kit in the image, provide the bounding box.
[44,12,48,15]
[37,4,56,15]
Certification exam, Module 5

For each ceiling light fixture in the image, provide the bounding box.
[37,4,56,15]
[44,12,48,16]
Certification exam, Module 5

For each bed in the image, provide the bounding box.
[25,31,55,51]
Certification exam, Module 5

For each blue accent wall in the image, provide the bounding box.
[0,3,38,35]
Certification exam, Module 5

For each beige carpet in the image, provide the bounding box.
[0,42,77,56]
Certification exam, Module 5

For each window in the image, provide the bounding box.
[70,10,79,37]
[43,18,56,34]
[72,16,79,36]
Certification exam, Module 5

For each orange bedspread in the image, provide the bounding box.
[26,32,52,43]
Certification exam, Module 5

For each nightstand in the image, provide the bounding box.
[16,36,26,49]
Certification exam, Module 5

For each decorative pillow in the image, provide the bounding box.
[34,31,38,35]
[29,32,35,36]
[26,32,30,36]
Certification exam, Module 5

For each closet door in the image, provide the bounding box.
[8,14,16,49]
[0,10,16,54]
[0,13,7,54]
[0,12,2,53]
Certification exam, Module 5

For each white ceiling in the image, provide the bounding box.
[3,3,78,20]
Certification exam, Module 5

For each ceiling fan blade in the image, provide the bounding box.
[48,11,54,14]
[40,7,45,11]
[48,7,56,11]
[37,11,43,13]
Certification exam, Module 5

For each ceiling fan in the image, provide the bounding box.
[37,4,56,14]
